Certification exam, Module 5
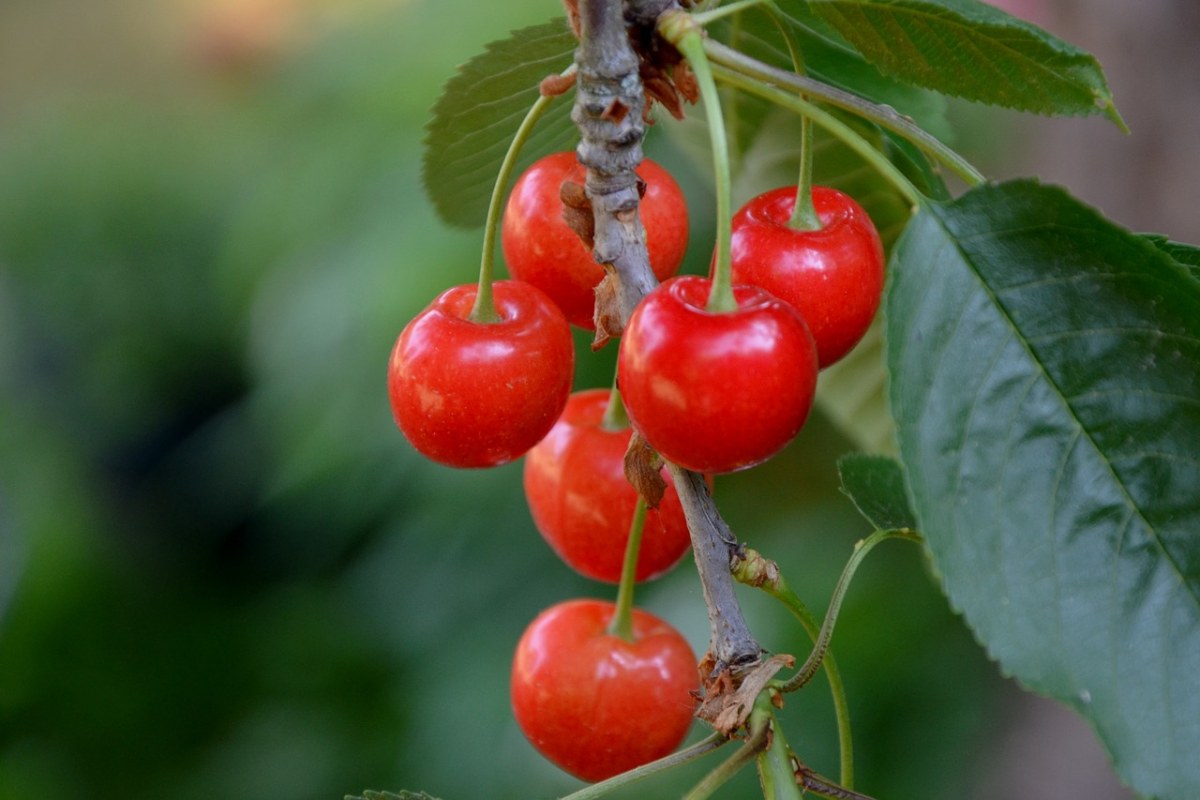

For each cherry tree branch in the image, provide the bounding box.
[571,0,762,669]
[573,0,656,331]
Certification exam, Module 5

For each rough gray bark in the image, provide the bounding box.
[571,0,762,669]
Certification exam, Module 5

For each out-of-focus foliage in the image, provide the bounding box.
[0,1,1029,799]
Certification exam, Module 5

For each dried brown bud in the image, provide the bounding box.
[591,270,623,349]
[623,431,668,509]
[694,654,792,736]
[559,179,595,251]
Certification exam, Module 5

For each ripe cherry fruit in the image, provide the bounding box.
[502,151,690,329]
[510,598,698,783]
[387,280,574,468]
[727,185,885,368]
[618,275,819,474]
[523,389,692,583]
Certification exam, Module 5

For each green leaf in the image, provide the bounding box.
[886,180,1200,800]
[345,792,441,800]
[714,7,950,139]
[782,0,1123,125]
[421,20,578,229]
[1143,234,1200,282]
[837,453,918,531]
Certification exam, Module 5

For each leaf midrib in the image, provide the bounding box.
[927,203,1200,611]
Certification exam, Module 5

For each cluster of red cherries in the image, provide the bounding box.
[387,151,884,782]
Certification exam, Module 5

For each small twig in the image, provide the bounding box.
[573,0,656,340]
[669,465,762,666]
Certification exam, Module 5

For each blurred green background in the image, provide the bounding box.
[1,1,1182,798]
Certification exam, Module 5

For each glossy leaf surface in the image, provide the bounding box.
[887,180,1200,800]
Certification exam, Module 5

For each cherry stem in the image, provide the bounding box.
[710,62,924,210]
[762,5,821,232]
[469,65,577,324]
[732,549,855,787]
[787,116,821,231]
[600,380,629,432]
[756,706,806,800]
[556,732,730,800]
[690,0,770,26]
[796,768,880,800]
[777,529,923,695]
[607,495,648,643]
[703,37,985,188]
[682,701,772,800]
[659,10,737,314]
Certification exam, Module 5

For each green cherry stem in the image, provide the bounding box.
[606,494,649,643]
[796,768,880,800]
[659,10,736,314]
[604,372,638,643]
[703,38,985,188]
[733,550,856,788]
[715,42,984,189]
[682,701,772,800]
[600,379,629,433]
[761,4,820,231]
[556,732,731,800]
[778,529,923,695]
[690,0,770,26]
[469,65,577,323]
[756,707,806,800]
[710,62,924,210]
[788,118,819,230]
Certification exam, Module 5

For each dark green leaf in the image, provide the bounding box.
[782,0,1123,124]
[421,20,578,229]
[837,453,918,531]
[715,7,950,139]
[346,792,441,800]
[887,180,1200,800]
[1143,234,1200,282]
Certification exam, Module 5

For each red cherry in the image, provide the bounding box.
[387,280,574,468]
[617,275,818,474]
[511,599,698,782]
[727,185,884,367]
[502,151,689,329]
[523,389,692,583]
